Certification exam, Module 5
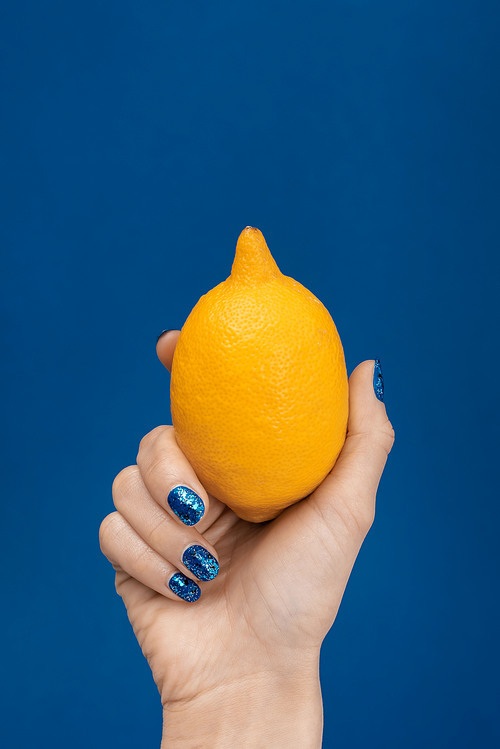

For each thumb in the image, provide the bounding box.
[310,359,395,539]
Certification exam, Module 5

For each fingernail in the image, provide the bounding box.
[167,485,205,526]
[156,329,174,343]
[182,544,219,581]
[373,358,384,402]
[168,572,201,602]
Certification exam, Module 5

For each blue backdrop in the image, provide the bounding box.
[1,1,499,747]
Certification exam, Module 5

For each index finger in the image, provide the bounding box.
[136,425,214,528]
[156,329,181,372]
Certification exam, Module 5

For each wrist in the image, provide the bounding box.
[161,659,323,748]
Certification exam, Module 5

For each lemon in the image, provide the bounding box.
[170,227,348,522]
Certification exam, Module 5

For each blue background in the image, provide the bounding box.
[1,1,499,747]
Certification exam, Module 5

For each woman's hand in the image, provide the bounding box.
[99,331,394,748]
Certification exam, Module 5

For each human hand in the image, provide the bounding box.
[99,331,394,748]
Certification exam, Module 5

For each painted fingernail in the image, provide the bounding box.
[182,544,219,581]
[167,485,205,526]
[373,358,384,402]
[157,329,174,343]
[168,572,201,602]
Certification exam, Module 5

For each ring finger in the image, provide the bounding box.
[112,467,220,583]
[100,511,205,603]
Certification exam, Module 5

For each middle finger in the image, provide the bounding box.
[137,425,225,531]
[112,466,220,582]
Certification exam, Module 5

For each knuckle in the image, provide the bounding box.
[137,425,173,463]
[147,513,171,549]
[133,545,156,578]
[99,512,121,555]
[337,493,376,538]
[313,494,375,546]
[367,418,395,457]
[112,465,141,504]
[379,418,396,454]
[114,573,124,597]
[344,502,375,538]
[142,453,178,490]
[355,502,376,535]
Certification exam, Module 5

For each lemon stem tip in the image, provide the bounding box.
[231,226,281,282]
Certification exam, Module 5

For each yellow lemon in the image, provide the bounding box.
[170,227,348,522]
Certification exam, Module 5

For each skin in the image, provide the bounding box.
[99,331,395,748]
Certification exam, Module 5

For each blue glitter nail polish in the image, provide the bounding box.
[373,358,384,402]
[182,544,220,581]
[156,328,174,343]
[167,485,205,526]
[168,572,201,602]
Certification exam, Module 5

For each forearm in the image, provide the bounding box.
[161,666,323,749]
